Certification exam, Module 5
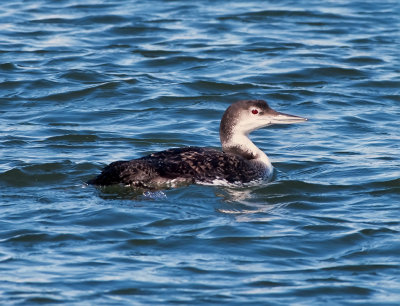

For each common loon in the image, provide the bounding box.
[88,100,306,188]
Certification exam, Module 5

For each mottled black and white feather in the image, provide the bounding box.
[88,147,264,188]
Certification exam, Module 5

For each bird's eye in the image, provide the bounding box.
[251,109,259,115]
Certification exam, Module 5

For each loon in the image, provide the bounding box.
[88,100,306,189]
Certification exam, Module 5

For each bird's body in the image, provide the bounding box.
[88,100,306,189]
[88,146,268,188]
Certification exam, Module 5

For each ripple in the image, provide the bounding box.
[109,25,177,36]
[44,134,99,143]
[0,62,18,70]
[286,67,367,80]
[1,0,399,304]
[355,80,400,89]
[344,56,385,65]
[33,82,121,101]
[5,231,85,244]
[137,56,217,70]
[184,80,260,92]
[219,9,346,21]
[59,69,111,83]
[0,161,82,187]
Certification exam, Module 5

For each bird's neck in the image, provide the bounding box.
[221,131,272,169]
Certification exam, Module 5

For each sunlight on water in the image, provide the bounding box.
[0,0,399,304]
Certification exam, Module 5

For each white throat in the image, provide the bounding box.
[222,129,273,178]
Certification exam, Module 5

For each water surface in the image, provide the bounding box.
[1,0,399,304]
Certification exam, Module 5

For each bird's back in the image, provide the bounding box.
[88,147,264,188]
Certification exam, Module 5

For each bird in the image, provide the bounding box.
[88,100,306,189]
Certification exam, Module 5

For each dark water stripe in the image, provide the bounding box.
[44,134,100,143]
[30,14,129,25]
[0,169,66,187]
[0,161,97,187]
[343,56,385,65]
[32,82,121,101]
[109,25,179,36]
[137,56,218,69]
[284,67,367,80]
[355,80,400,89]
[59,69,116,83]
[4,232,85,244]
[0,63,19,70]
[184,80,262,92]
[219,9,350,21]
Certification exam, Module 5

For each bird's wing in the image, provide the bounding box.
[142,147,260,184]
[89,147,261,187]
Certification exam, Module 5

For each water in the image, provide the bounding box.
[1,0,399,304]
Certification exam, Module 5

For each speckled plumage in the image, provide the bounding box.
[88,147,264,188]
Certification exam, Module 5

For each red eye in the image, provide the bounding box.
[252,109,258,115]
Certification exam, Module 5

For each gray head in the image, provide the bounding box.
[219,100,306,149]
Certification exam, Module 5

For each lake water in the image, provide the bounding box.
[1,0,399,304]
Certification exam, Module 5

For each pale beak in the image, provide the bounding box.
[269,111,307,125]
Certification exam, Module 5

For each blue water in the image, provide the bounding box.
[1,0,399,304]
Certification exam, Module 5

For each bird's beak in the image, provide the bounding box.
[269,110,307,125]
